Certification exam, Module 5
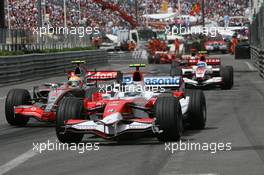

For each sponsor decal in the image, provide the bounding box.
[87,72,117,80]
[123,76,180,86]
[128,122,151,129]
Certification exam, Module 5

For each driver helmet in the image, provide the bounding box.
[68,76,82,87]
[197,62,207,68]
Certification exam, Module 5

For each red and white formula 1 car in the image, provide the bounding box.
[55,64,207,143]
[170,54,234,89]
[5,61,122,126]
[148,51,180,64]
[204,35,228,54]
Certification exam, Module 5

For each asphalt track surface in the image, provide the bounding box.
[1,54,264,175]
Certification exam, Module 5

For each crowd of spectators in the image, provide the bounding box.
[205,0,250,26]
[5,0,249,33]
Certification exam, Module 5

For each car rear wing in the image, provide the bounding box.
[86,71,122,82]
[71,60,86,64]
[188,59,221,66]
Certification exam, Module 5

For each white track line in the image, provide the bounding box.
[0,96,6,101]
[176,174,218,175]
[0,149,38,175]
[245,61,257,71]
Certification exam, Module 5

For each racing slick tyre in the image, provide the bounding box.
[5,89,31,126]
[185,89,207,129]
[226,66,234,87]
[56,97,84,143]
[148,55,154,64]
[221,66,233,90]
[155,96,183,142]
[85,87,100,100]
[221,50,227,54]
[170,61,182,77]
[154,54,161,64]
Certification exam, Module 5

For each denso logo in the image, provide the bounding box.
[196,68,206,74]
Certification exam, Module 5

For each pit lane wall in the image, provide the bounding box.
[0,50,109,86]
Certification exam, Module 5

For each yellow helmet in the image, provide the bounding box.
[68,76,82,87]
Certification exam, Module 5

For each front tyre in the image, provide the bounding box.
[5,89,31,126]
[185,90,207,129]
[56,97,84,143]
[155,96,183,142]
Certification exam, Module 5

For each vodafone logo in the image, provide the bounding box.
[87,72,117,79]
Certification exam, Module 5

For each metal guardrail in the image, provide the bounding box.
[251,46,264,78]
[108,51,147,64]
[0,29,91,52]
[0,50,108,86]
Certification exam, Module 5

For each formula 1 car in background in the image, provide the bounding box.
[56,64,207,143]
[204,35,228,54]
[148,51,178,64]
[5,61,122,126]
[170,52,234,89]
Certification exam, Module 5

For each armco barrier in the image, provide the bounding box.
[251,46,264,78]
[0,50,108,86]
[108,51,147,64]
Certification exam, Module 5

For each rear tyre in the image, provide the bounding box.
[226,66,234,87]
[155,54,161,64]
[221,66,233,89]
[56,97,84,143]
[185,89,206,129]
[155,96,183,142]
[5,89,31,126]
[221,50,227,54]
[148,55,154,64]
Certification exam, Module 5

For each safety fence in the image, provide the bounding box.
[250,5,264,79]
[0,50,141,86]
[108,51,147,64]
[0,50,107,86]
[251,46,264,78]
